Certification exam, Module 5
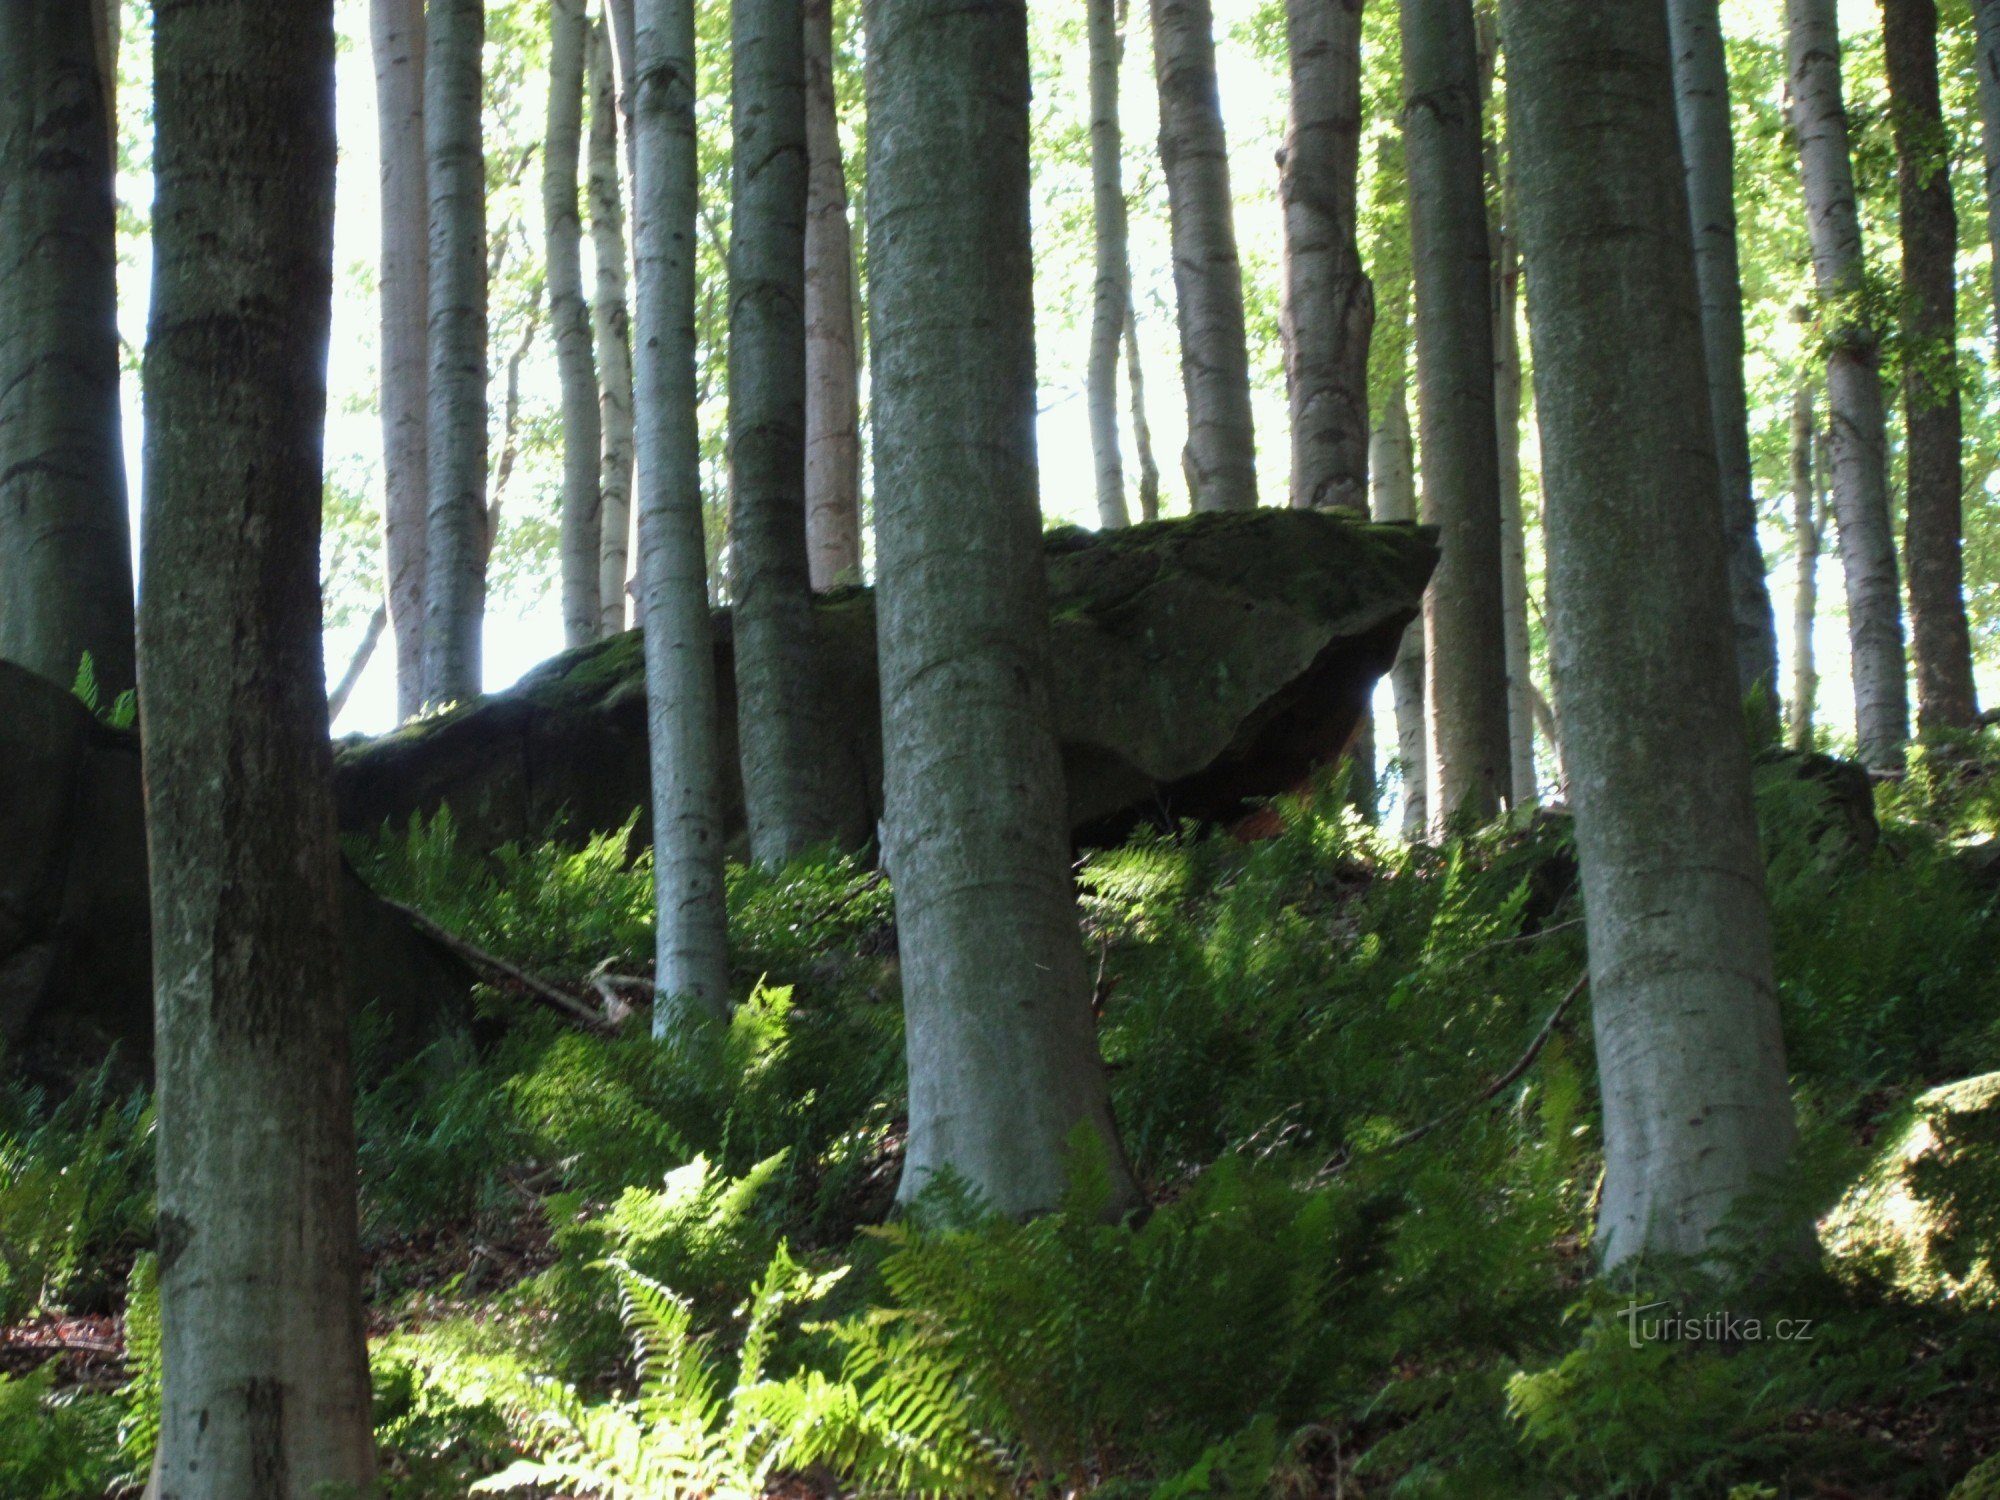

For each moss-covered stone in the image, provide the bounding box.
[1950,1454,2000,1498]
[333,509,1438,856]
[1824,1072,2000,1307]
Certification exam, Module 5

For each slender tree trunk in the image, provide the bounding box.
[493,296,542,538]
[1088,0,1132,529]
[1373,384,1428,840]
[607,0,639,160]
[635,0,731,1027]
[1479,7,1537,810]
[0,0,136,700]
[803,0,865,582]
[867,0,1139,1217]
[371,0,429,721]
[730,0,840,865]
[327,604,389,726]
[1403,0,1510,822]
[1883,0,1976,733]
[1975,0,2000,344]
[141,1,376,1487]
[1668,0,1783,729]
[1282,0,1376,808]
[1280,0,1371,514]
[1789,382,1820,750]
[1504,0,1797,1267]
[423,0,489,707]
[1125,294,1162,521]
[591,17,637,635]
[1151,0,1258,512]
[549,0,603,647]
[1787,0,1907,770]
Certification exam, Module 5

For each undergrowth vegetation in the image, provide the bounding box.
[4,747,2000,1496]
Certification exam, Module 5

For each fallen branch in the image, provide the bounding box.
[1321,968,1589,1178]
[380,897,615,1033]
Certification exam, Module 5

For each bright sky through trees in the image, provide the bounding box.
[104,0,1996,757]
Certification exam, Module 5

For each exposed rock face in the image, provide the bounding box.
[335,510,1439,854]
[1,511,1434,1073]
[0,660,151,1075]
[0,660,471,1082]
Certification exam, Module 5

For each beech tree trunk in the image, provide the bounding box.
[1125,295,1162,522]
[1150,0,1258,512]
[1479,9,1536,811]
[1668,0,1782,728]
[1504,0,1797,1267]
[1883,0,1976,732]
[1787,0,1907,770]
[1975,0,2000,344]
[550,0,604,648]
[423,0,490,707]
[730,0,839,866]
[590,17,637,635]
[803,0,865,583]
[0,0,136,701]
[634,0,732,1026]
[371,0,429,721]
[866,0,1139,1216]
[1789,382,1820,750]
[1372,384,1428,840]
[1280,0,1371,514]
[141,1,376,1489]
[1088,0,1132,530]
[1402,0,1510,822]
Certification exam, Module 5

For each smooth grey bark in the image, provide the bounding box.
[591,17,637,635]
[1789,382,1820,751]
[635,0,731,1027]
[0,0,136,701]
[867,0,1139,1216]
[1125,295,1163,521]
[1668,0,1783,728]
[1479,9,1536,810]
[141,1,376,1489]
[423,0,489,707]
[1976,0,2000,343]
[1505,0,1797,1267]
[549,0,604,648]
[1883,0,1977,732]
[1151,0,1258,512]
[1402,0,1510,822]
[730,0,837,866]
[1280,0,1371,514]
[1372,383,1428,840]
[803,0,865,584]
[1088,0,1132,529]
[371,0,429,721]
[1786,0,1907,770]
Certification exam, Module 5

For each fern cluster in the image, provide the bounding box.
[0,1063,154,1325]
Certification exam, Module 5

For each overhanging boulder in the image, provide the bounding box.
[334,510,1439,854]
[0,510,1434,1075]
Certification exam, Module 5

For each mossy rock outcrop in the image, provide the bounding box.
[334,509,1438,856]
[1823,1071,2000,1307]
[1951,1454,2000,1499]
[0,511,1431,1076]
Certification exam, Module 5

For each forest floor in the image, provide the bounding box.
[6,748,2000,1497]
